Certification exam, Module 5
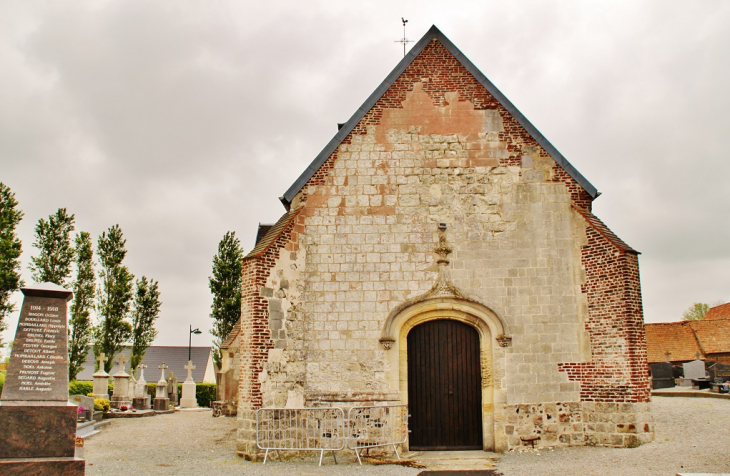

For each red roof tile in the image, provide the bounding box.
[705,302,730,321]
[572,205,638,254]
[689,319,730,354]
[645,321,701,363]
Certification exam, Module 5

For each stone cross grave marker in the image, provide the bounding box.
[180,360,197,408]
[92,353,110,399]
[167,371,179,406]
[97,353,108,373]
[0,283,85,474]
[184,361,196,381]
[153,363,170,411]
[114,354,128,375]
[156,363,168,396]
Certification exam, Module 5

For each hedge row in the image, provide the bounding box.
[68,380,216,408]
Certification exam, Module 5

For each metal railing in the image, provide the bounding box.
[255,407,345,466]
[347,405,409,465]
[255,405,409,466]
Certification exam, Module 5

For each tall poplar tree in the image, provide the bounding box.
[209,231,243,368]
[95,225,134,372]
[130,276,161,373]
[0,183,24,348]
[29,208,75,286]
[68,232,95,381]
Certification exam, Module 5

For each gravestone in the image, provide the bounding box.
[153,363,170,411]
[133,364,149,410]
[70,395,95,421]
[110,354,132,409]
[0,283,85,475]
[708,362,730,383]
[180,360,198,408]
[649,362,675,389]
[167,371,179,407]
[683,360,707,380]
[92,353,110,400]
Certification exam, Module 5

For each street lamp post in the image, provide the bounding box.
[189,325,202,362]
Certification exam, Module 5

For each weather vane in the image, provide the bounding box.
[395,18,414,57]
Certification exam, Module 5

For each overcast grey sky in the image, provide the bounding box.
[1,1,728,351]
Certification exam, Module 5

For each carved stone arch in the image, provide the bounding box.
[381,294,507,451]
[380,296,507,349]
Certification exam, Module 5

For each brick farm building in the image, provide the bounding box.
[233,26,652,457]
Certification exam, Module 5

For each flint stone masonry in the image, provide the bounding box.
[235,27,651,457]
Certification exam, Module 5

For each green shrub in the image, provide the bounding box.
[0,371,5,395]
[94,398,110,412]
[196,383,216,408]
[69,380,93,396]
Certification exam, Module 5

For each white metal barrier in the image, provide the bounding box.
[347,405,409,465]
[255,407,345,466]
[255,405,409,466]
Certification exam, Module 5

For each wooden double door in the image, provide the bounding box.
[407,319,483,450]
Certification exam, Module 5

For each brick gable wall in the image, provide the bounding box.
[558,225,650,403]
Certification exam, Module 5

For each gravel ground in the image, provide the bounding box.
[84,397,730,475]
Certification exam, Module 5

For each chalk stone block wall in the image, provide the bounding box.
[235,34,651,457]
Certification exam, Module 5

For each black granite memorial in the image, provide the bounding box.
[708,362,730,383]
[0,283,85,475]
[650,362,675,389]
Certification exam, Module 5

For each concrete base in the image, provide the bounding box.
[153,398,169,411]
[132,396,150,410]
[110,396,132,410]
[179,380,197,408]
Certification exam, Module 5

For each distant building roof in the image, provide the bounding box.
[690,319,730,355]
[705,302,730,321]
[645,318,730,363]
[645,321,701,363]
[75,346,214,383]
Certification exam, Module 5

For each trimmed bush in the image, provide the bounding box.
[196,383,216,408]
[94,398,110,412]
[69,380,93,396]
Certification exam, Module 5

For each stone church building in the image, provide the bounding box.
[234,26,652,456]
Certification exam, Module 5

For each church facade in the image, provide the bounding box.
[235,26,652,456]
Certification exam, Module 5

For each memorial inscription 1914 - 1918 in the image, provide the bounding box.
[1,291,71,402]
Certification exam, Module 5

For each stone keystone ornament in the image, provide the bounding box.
[0,283,85,474]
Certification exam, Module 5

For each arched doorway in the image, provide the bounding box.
[407,319,483,450]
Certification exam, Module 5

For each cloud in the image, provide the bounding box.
[1,1,729,349]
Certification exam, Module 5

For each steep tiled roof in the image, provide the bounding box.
[244,209,300,260]
[705,302,730,321]
[690,319,730,354]
[281,25,598,209]
[256,224,274,245]
[75,346,213,383]
[220,321,241,350]
[645,322,701,363]
[572,205,637,254]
